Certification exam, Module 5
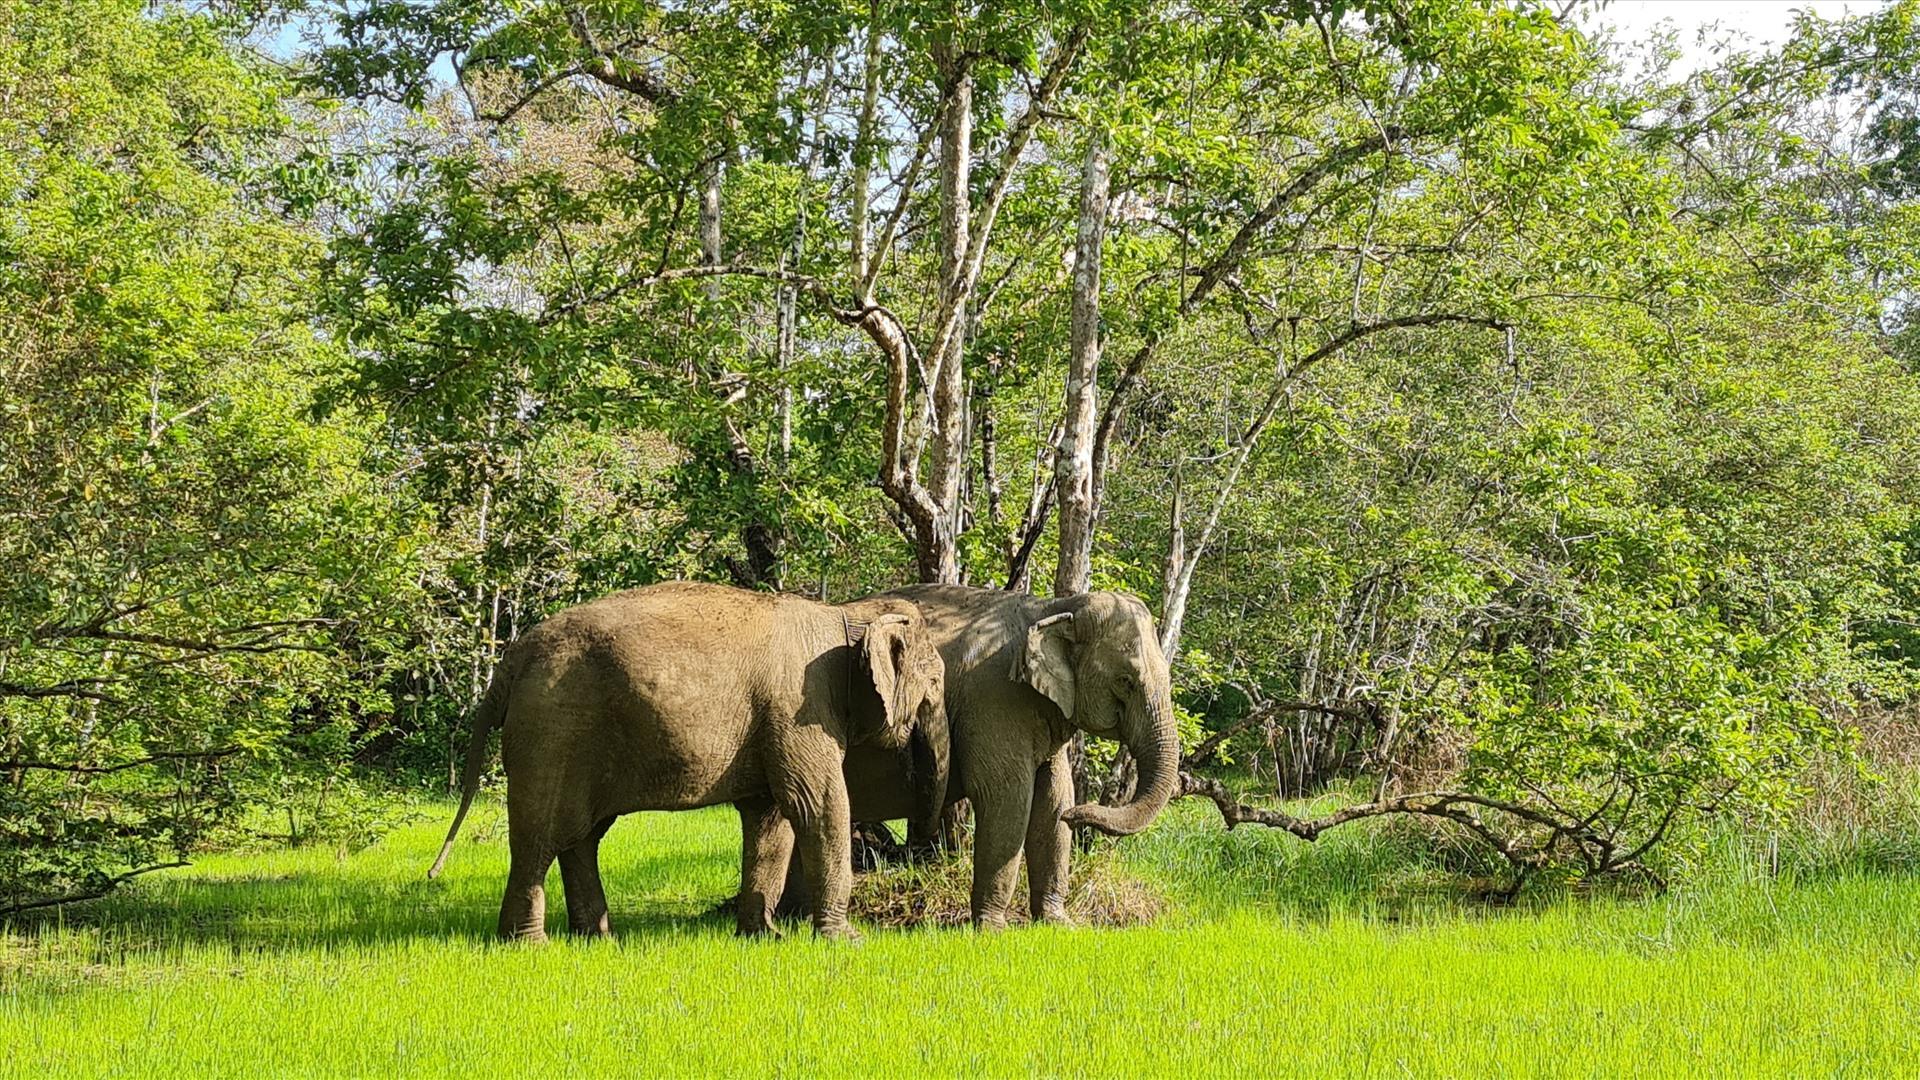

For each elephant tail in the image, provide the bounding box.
[427,659,514,880]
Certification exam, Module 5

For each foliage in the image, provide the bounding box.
[9,0,1920,904]
[0,0,425,913]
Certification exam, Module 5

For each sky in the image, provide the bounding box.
[263,2,1894,88]
[1586,0,1887,71]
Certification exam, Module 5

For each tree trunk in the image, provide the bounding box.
[699,156,724,299]
[701,151,784,587]
[923,52,973,584]
[1056,129,1111,807]
[463,412,497,796]
[777,51,835,464]
[865,32,1083,587]
[849,6,882,302]
[1053,127,1109,599]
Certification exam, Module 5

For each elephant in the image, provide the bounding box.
[428,581,947,941]
[744,585,1179,929]
[744,714,960,926]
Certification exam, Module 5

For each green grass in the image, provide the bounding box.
[4,800,1918,1077]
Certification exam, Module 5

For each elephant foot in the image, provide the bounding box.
[1032,900,1072,926]
[741,907,787,933]
[498,926,550,944]
[567,920,613,940]
[970,912,1010,933]
[813,921,863,942]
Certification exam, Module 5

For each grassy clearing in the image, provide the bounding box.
[3,800,1918,1077]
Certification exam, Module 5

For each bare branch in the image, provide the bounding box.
[1177,768,1669,888]
[862,95,948,299]
[0,746,242,775]
[0,862,191,917]
[1092,128,1416,500]
[0,680,122,704]
[849,5,885,294]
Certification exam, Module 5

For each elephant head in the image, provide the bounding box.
[1015,592,1179,837]
[850,608,945,755]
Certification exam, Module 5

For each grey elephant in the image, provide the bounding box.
[429,581,947,941]
[747,585,1179,928]
[734,727,949,932]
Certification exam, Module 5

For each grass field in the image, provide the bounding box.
[4,799,1918,1077]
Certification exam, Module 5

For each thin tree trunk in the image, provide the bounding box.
[464,411,497,796]
[1058,129,1112,806]
[700,156,724,299]
[866,31,1083,585]
[978,358,1004,540]
[925,50,973,583]
[1005,417,1062,591]
[1053,127,1109,599]
[699,145,783,586]
[849,4,882,303]
[1159,463,1185,638]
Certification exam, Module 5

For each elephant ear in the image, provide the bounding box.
[859,613,915,743]
[1015,612,1077,719]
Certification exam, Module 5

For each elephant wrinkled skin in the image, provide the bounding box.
[746,585,1179,929]
[429,582,946,941]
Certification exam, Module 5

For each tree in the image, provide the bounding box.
[0,0,425,913]
[289,0,1920,889]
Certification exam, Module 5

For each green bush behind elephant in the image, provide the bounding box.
[431,582,947,941]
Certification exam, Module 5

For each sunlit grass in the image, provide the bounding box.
[3,799,1917,1076]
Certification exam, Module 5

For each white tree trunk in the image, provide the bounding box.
[699,156,724,295]
[924,54,973,583]
[1054,127,1110,598]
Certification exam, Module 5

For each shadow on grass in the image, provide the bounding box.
[10,849,745,954]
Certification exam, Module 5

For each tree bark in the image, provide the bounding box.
[777,50,836,465]
[1053,127,1109,599]
[699,156,724,298]
[924,49,973,584]
[849,5,883,302]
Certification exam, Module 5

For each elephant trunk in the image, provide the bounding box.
[1060,695,1178,837]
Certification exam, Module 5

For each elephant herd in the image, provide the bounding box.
[429,581,1179,941]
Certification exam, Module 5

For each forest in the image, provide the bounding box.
[5,0,1920,1073]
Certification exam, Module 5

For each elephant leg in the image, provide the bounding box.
[736,799,796,937]
[498,843,556,942]
[775,842,810,919]
[772,757,857,940]
[558,817,615,938]
[1026,747,1074,925]
[969,774,1036,930]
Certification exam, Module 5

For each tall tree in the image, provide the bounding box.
[0,0,422,913]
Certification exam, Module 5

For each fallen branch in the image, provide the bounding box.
[1175,770,1663,894]
[0,746,242,775]
[0,861,190,917]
